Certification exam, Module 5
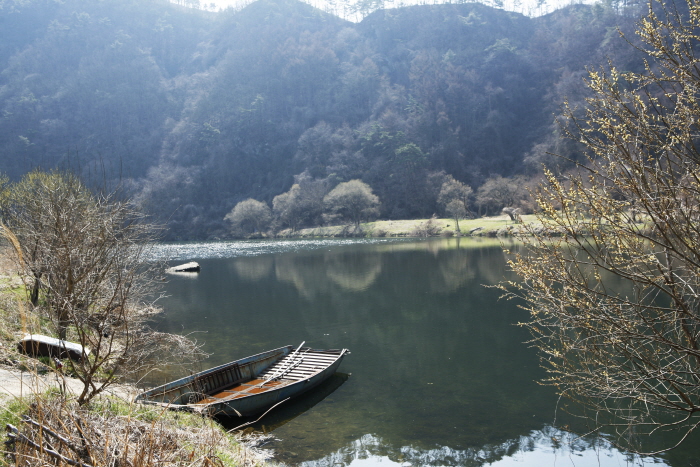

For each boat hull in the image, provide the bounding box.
[205,354,346,417]
[135,345,348,417]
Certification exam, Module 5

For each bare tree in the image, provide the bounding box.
[475,175,530,216]
[1,170,203,405]
[437,175,473,232]
[504,0,700,453]
[0,171,61,306]
[323,179,380,229]
[272,174,329,232]
[224,198,272,235]
[501,206,522,223]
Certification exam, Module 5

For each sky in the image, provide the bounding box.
[201,0,592,20]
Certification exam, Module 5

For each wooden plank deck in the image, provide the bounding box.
[195,350,340,405]
[258,350,339,381]
[196,378,286,405]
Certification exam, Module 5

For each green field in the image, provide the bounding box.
[285,214,540,238]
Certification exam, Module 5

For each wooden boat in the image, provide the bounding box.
[17,334,90,361]
[134,344,349,417]
[167,261,201,273]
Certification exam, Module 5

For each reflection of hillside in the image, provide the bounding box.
[326,253,382,292]
[232,256,274,281]
[292,427,669,467]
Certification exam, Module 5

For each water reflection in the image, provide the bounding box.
[232,256,274,281]
[164,270,200,279]
[152,238,689,467]
[219,373,350,432]
[299,428,668,467]
[326,253,383,292]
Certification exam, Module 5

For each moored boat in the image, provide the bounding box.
[167,261,201,273]
[17,334,90,361]
[134,344,349,417]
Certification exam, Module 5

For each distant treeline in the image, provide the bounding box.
[0,0,644,239]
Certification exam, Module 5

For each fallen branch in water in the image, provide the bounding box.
[228,397,290,432]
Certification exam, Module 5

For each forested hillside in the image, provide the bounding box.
[0,0,643,239]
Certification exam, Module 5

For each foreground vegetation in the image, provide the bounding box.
[0,250,271,467]
[0,171,273,466]
[1,390,270,467]
[504,0,700,454]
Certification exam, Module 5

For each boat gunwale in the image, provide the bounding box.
[195,348,349,407]
[195,349,349,417]
[134,346,348,408]
[134,345,294,403]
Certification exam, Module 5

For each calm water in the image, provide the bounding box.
[148,238,695,467]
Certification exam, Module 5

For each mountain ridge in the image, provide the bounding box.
[0,0,641,238]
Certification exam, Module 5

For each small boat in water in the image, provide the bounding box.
[134,343,349,417]
[167,261,201,273]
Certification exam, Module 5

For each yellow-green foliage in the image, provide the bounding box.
[0,396,29,434]
[504,0,700,453]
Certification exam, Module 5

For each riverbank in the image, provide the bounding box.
[276,214,539,238]
[0,366,138,400]
[0,250,273,467]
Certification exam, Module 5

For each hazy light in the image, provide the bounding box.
[177,0,593,20]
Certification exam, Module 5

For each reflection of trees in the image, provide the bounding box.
[266,239,498,295]
[275,254,333,298]
[429,249,475,293]
[231,256,274,281]
[274,251,382,297]
[477,243,526,286]
[326,253,382,292]
[295,427,668,467]
[161,240,595,462]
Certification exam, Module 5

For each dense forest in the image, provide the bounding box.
[0,0,645,239]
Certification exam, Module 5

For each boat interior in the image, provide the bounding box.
[194,349,341,405]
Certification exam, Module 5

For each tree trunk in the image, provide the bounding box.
[30,274,41,306]
[58,311,69,341]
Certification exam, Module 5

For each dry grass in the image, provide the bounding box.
[0,248,23,294]
[0,246,275,467]
[1,389,273,467]
[286,214,540,238]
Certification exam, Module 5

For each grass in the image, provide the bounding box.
[286,214,541,238]
[0,395,29,436]
[0,363,275,467]
[0,247,274,467]
[0,388,273,467]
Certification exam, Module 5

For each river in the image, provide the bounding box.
[147,238,697,467]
